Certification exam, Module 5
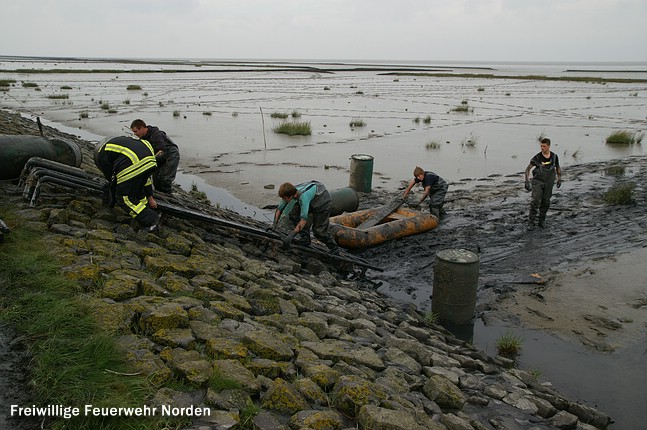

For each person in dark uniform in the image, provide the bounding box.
[274,181,339,254]
[95,136,160,231]
[403,166,449,219]
[525,137,562,229]
[130,119,180,194]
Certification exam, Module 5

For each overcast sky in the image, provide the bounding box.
[1,0,645,63]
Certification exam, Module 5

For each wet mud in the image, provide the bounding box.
[356,156,647,351]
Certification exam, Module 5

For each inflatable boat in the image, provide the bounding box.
[329,206,438,249]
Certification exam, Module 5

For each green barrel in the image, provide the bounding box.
[432,249,480,324]
[329,187,359,216]
[348,154,374,192]
[0,135,82,180]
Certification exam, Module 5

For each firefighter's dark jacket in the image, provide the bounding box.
[96,136,157,196]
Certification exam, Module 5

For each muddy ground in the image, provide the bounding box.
[355,156,647,353]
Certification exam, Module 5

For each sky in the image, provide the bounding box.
[1,0,646,63]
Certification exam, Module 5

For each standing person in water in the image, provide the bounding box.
[525,137,562,229]
[130,119,180,194]
[402,166,448,219]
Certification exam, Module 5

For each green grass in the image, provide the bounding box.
[603,182,635,205]
[422,115,432,124]
[100,102,110,110]
[60,85,73,90]
[273,121,312,136]
[126,84,142,90]
[451,101,471,112]
[291,110,302,118]
[22,81,39,88]
[172,110,181,117]
[349,118,366,127]
[425,140,441,150]
[496,331,522,359]
[0,79,16,86]
[604,165,626,176]
[0,211,180,429]
[48,94,70,99]
[79,111,89,119]
[605,130,643,145]
[270,112,289,119]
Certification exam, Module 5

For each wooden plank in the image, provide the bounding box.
[357,196,405,230]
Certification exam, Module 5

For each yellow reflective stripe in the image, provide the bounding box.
[105,143,138,164]
[121,195,147,217]
[115,157,157,183]
[140,139,154,153]
[145,177,153,187]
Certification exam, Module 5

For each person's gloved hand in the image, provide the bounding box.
[524,179,531,191]
[281,231,296,250]
[556,178,562,188]
[102,180,117,208]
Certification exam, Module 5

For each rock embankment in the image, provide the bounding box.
[1,109,610,430]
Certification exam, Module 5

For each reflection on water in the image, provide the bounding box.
[472,319,647,430]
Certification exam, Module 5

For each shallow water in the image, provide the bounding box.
[1,57,646,207]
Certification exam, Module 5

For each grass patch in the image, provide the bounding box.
[496,331,522,359]
[273,121,311,136]
[270,112,289,119]
[425,140,441,150]
[451,100,472,113]
[60,85,73,90]
[0,212,179,429]
[603,182,635,205]
[239,401,261,429]
[423,311,439,325]
[126,84,142,90]
[422,115,432,124]
[291,110,302,118]
[48,94,70,99]
[22,81,39,88]
[461,133,479,147]
[604,165,626,176]
[202,111,212,116]
[100,102,110,110]
[79,111,89,119]
[349,118,366,127]
[0,78,16,87]
[605,130,643,145]
[172,110,181,117]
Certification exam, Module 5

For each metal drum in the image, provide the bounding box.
[348,154,374,193]
[329,187,359,216]
[0,135,82,180]
[432,249,480,324]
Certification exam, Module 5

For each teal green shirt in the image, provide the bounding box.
[278,182,317,220]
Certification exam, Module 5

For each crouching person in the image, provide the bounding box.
[95,136,160,232]
[275,181,339,254]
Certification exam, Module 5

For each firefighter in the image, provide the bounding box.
[95,136,160,232]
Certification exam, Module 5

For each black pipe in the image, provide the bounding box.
[23,168,105,201]
[156,201,383,272]
[19,165,383,272]
[29,175,107,206]
[19,156,94,185]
